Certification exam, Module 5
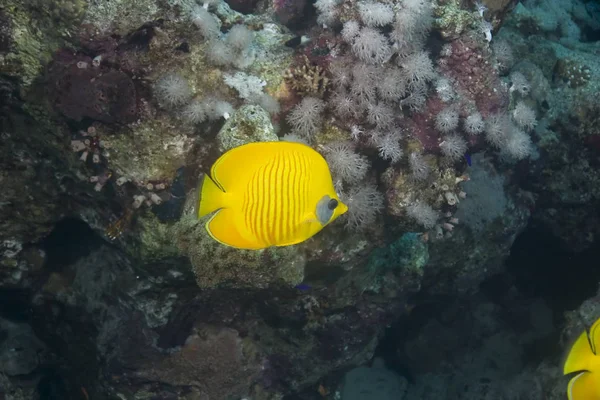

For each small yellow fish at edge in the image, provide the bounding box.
[563,316,600,399]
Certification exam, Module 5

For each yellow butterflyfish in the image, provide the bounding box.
[563,317,600,400]
[197,141,348,250]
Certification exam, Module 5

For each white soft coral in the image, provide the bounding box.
[286,97,325,139]
[357,1,394,27]
[323,142,370,184]
[352,27,392,64]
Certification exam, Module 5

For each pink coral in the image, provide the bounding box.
[47,49,137,123]
[438,37,508,117]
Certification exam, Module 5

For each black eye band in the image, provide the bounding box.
[327,199,338,210]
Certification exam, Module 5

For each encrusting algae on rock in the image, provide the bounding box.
[176,196,307,288]
[128,194,307,289]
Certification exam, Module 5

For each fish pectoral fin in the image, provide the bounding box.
[300,210,324,226]
[205,209,262,250]
[564,329,596,375]
[567,371,599,400]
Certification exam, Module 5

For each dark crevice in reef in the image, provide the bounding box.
[582,26,600,42]
[40,217,104,272]
[36,218,105,400]
[0,287,33,322]
[0,218,102,324]
[505,226,600,315]
[282,0,319,33]
[0,218,106,400]
[36,369,70,400]
[374,295,456,381]
[368,224,600,387]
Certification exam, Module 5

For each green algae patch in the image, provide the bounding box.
[1,0,87,90]
[216,104,278,152]
[101,118,196,184]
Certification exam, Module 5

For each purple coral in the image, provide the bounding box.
[274,0,307,24]
[48,50,137,123]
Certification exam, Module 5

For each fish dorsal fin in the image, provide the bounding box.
[589,317,600,355]
[210,142,279,192]
[564,317,600,375]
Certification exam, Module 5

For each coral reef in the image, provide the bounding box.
[1,0,600,398]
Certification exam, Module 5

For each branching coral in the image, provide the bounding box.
[284,55,329,96]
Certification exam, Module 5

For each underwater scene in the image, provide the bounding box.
[1,0,600,398]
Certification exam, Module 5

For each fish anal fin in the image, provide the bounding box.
[276,235,307,247]
[205,209,263,250]
[567,371,600,400]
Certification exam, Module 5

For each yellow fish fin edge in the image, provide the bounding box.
[564,330,594,375]
[564,318,600,375]
[276,236,308,247]
[567,371,599,400]
[198,174,226,218]
[205,209,265,250]
[589,317,600,355]
[204,210,230,247]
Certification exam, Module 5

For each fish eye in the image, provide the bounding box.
[327,199,338,210]
[316,195,337,225]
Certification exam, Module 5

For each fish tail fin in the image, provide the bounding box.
[197,174,226,218]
